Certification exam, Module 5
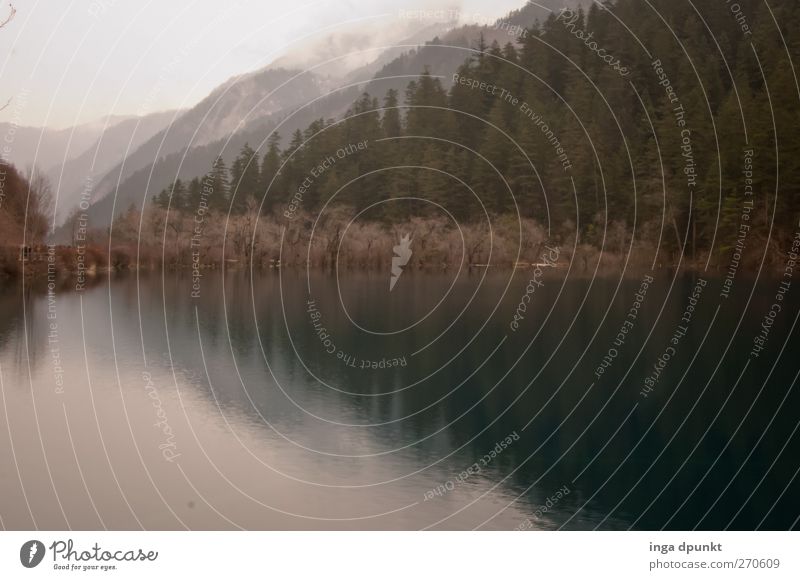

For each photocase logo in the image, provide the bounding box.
[390,233,413,291]
[20,540,45,568]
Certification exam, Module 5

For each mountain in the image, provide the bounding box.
[48,110,176,224]
[335,21,457,84]
[179,67,337,147]
[0,119,112,174]
[74,68,330,216]
[46,67,363,241]
[364,0,586,99]
[57,0,586,237]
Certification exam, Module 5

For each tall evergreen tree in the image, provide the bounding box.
[230,143,260,214]
[260,132,282,214]
[381,89,402,138]
[207,156,230,211]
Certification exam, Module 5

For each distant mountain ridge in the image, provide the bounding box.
[48,110,176,224]
[0,119,110,174]
[51,0,585,240]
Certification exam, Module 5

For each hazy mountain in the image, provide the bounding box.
[58,0,586,238]
[54,83,361,242]
[48,110,176,224]
[0,119,113,174]
[72,23,463,230]
[365,0,585,99]
[318,21,457,84]
[72,68,330,218]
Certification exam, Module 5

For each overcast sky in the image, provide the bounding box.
[0,0,527,129]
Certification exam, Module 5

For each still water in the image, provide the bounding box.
[0,268,798,530]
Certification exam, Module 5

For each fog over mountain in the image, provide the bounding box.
[57,67,340,239]
[49,0,583,240]
[47,111,176,225]
[0,118,120,175]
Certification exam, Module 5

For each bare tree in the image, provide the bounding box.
[24,165,54,241]
[0,3,14,28]
[1,4,17,113]
[64,207,83,246]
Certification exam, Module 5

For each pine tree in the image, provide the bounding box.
[172,179,188,212]
[207,156,230,212]
[153,187,170,209]
[260,132,282,214]
[229,143,260,214]
[405,69,449,140]
[186,177,203,212]
[381,89,402,139]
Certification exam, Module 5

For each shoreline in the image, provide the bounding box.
[2,249,788,282]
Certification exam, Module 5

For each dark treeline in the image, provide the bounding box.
[4,0,797,277]
[0,162,52,276]
[143,0,799,270]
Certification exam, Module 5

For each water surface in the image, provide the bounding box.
[0,268,798,529]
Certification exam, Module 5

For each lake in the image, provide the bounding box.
[0,267,798,530]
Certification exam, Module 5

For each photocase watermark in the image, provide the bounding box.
[492,18,529,39]
[750,225,799,358]
[389,233,412,291]
[46,244,65,394]
[594,273,654,380]
[652,58,679,106]
[424,431,519,501]
[640,278,707,398]
[652,57,698,191]
[720,148,755,300]
[0,86,30,212]
[556,8,630,78]
[142,371,181,463]
[514,484,571,530]
[453,73,572,171]
[48,538,157,572]
[20,540,46,568]
[453,73,520,106]
[510,245,560,332]
[132,0,253,115]
[306,298,407,369]
[519,104,572,172]
[396,8,461,22]
[21,537,158,571]
[283,140,369,221]
[396,8,529,38]
[0,86,30,162]
[74,176,94,292]
[190,175,216,299]
[725,0,752,36]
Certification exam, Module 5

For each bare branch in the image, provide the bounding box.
[0,3,16,29]
[1,5,16,113]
